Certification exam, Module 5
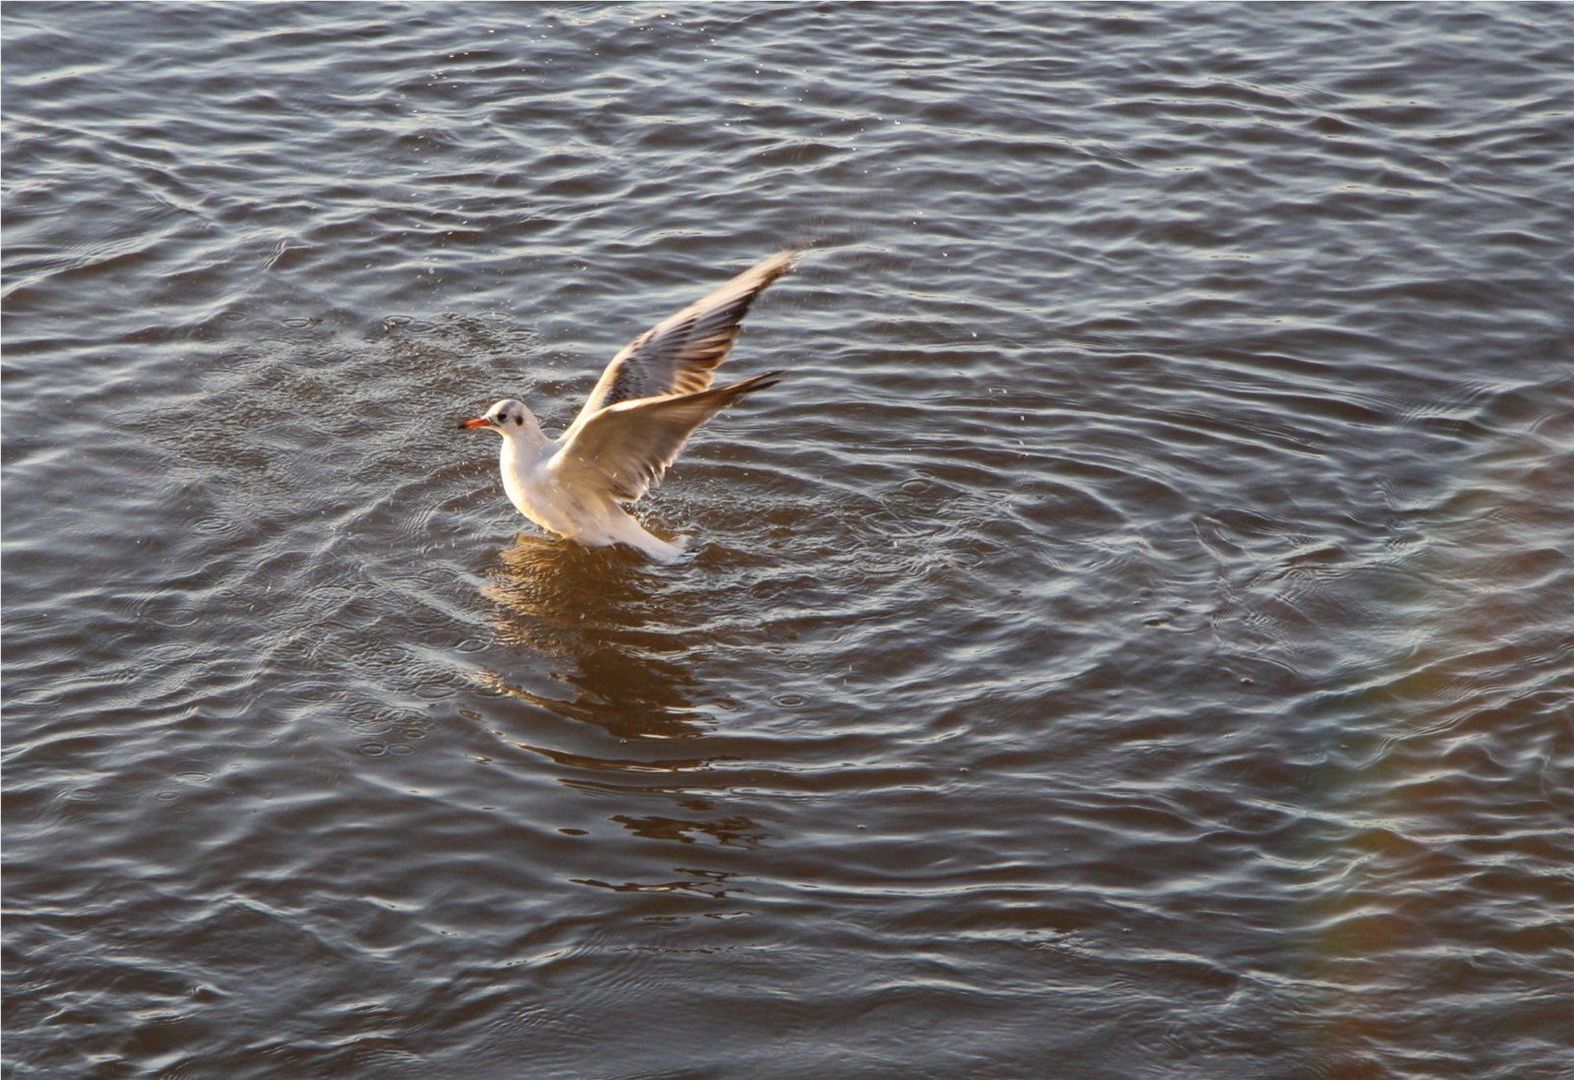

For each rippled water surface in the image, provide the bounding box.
[5,3,1573,1077]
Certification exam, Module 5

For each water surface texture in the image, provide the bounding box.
[4,3,1573,1077]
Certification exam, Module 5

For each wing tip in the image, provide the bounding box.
[750,248,801,287]
[717,371,783,406]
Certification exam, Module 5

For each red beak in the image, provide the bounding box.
[459,417,491,430]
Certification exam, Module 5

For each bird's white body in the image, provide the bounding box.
[497,422,685,562]
[463,251,797,563]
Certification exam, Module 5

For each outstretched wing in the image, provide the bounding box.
[551,372,782,504]
[565,250,798,437]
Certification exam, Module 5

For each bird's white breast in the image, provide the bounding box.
[500,438,604,540]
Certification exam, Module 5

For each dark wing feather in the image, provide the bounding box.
[552,372,782,504]
[565,251,797,437]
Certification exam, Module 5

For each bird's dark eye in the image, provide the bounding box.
[493,413,506,424]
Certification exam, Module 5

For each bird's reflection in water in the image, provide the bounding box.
[477,533,770,872]
[479,532,705,740]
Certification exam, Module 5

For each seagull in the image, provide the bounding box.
[460,250,798,563]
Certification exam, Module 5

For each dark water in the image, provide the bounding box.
[4,3,1572,1076]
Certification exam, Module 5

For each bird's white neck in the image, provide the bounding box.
[496,416,553,523]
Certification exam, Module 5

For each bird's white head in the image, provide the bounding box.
[460,399,533,436]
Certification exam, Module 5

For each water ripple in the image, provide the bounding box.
[5,3,1573,1078]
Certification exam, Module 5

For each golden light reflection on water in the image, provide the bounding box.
[472,534,772,893]
[472,533,708,739]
